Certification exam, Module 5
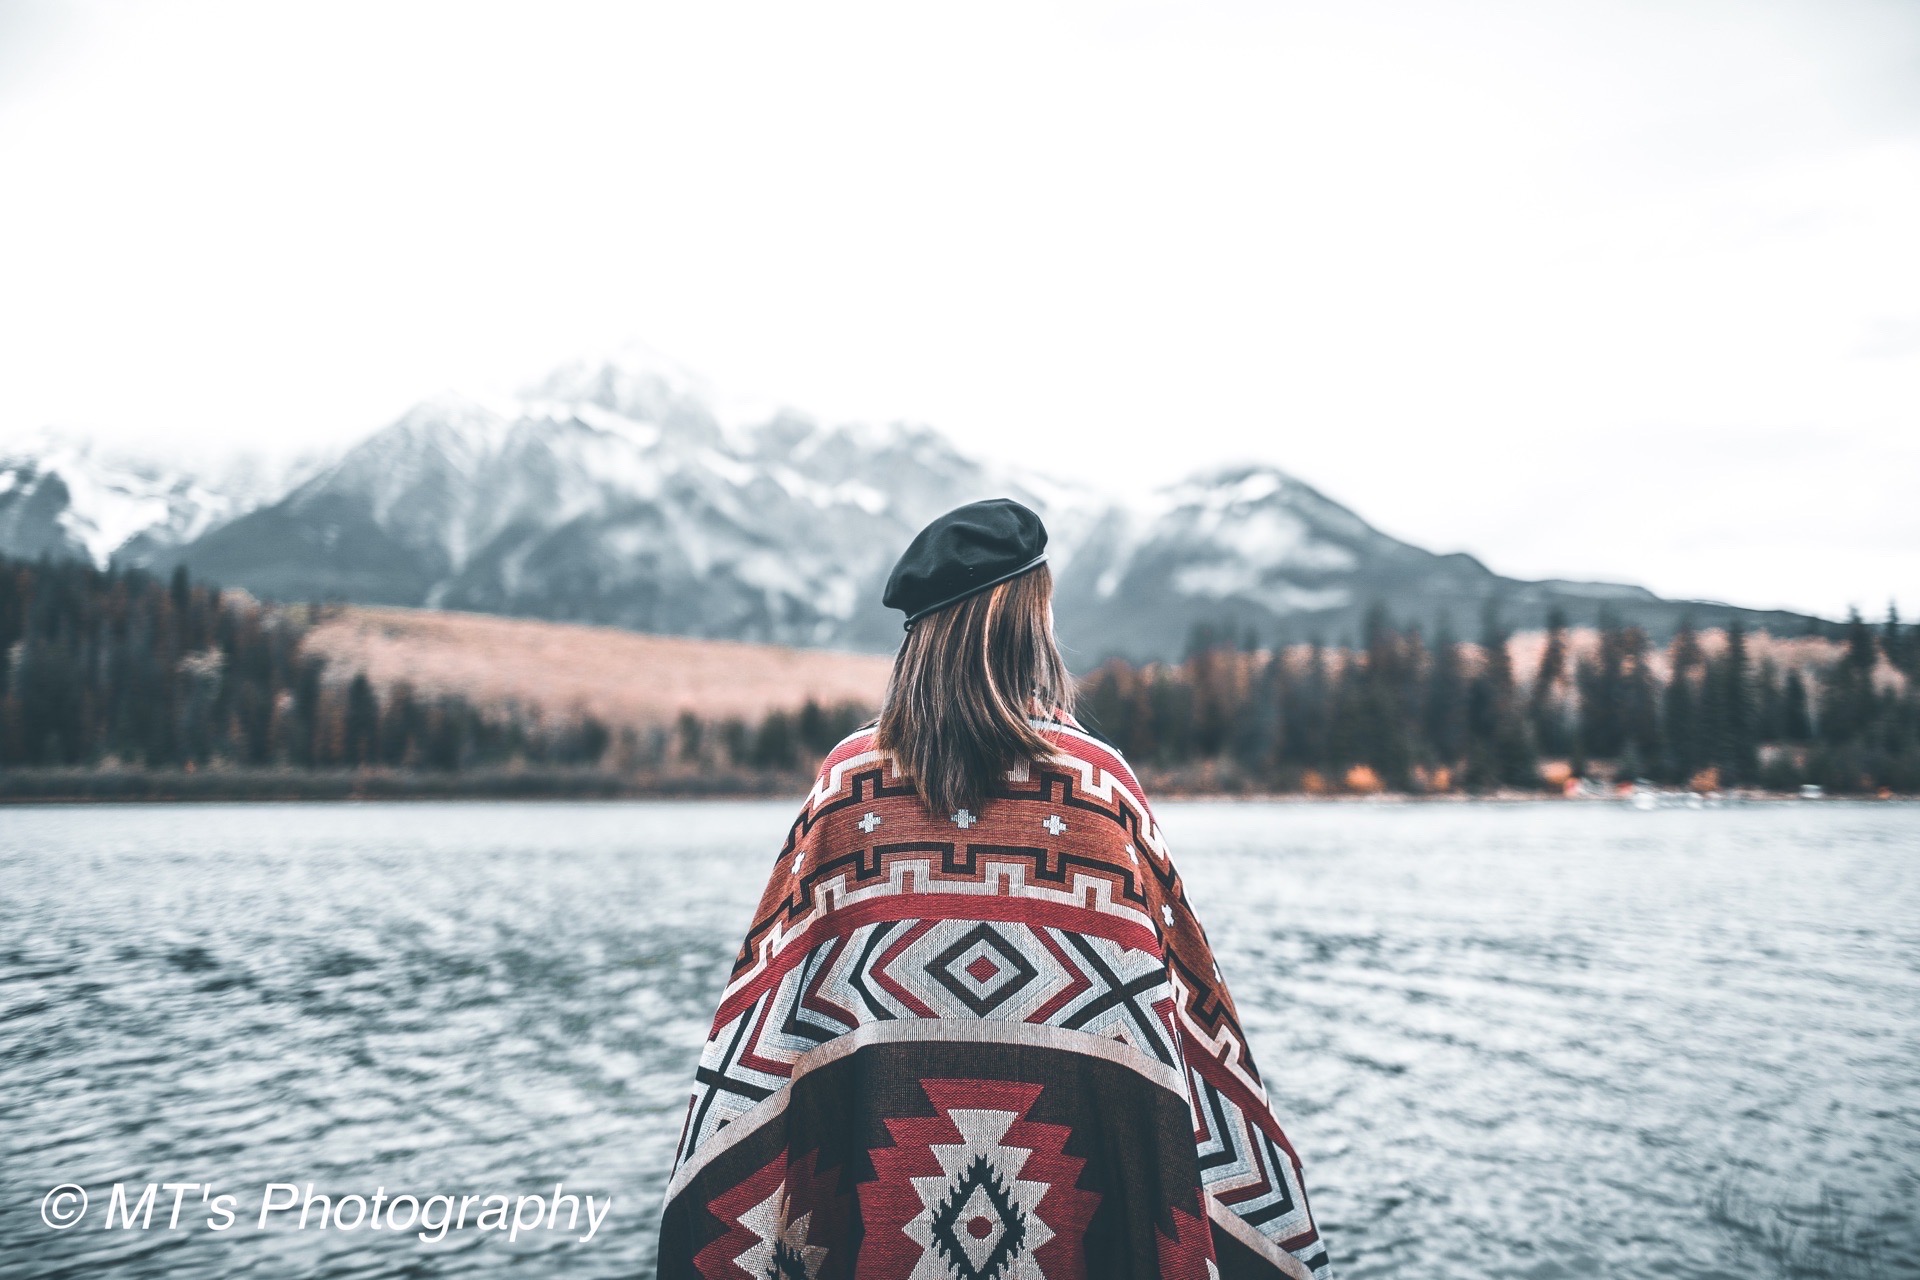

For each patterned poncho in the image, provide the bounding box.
[658,716,1331,1280]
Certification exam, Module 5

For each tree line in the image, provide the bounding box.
[5,552,1915,794]
[0,554,618,771]
[0,553,872,779]
[1077,606,1920,795]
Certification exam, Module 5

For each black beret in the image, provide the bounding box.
[883,498,1049,627]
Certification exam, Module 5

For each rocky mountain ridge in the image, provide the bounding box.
[1,351,1824,660]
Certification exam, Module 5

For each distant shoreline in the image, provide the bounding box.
[2,768,1910,805]
[0,767,803,805]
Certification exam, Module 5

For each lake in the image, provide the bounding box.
[2,800,1916,1278]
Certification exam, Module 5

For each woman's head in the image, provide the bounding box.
[876,562,1074,818]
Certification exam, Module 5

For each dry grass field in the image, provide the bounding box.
[295,606,1882,741]
[1505,626,1852,687]
[299,605,894,730]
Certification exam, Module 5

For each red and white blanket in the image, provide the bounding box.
[657,716,1331,1279]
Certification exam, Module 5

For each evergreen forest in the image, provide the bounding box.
[4,554,1915,796]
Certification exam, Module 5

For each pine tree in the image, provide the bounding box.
[1579,612,1624,761]
[752,710,798,770]
[1188,643,1235,759]
[1148,668,1195,764]
[1822,609,1880,745]
[1424,615,1468,769]
[1662,619,1703,782]
[1754,656,1783,742]
[1579,612,1658,778]
[1299,639,1332,773]
[379,682,419,766]
[677,710,704,763]
[1229,652,1284,781]
[345,673,380,766]
[1782,669,1814,742]
[1530,607,1572,758]
[1345,605,1417,789]
[1465,603,1534,789]
[1711,620,1756,783]
[1884,603,1911,675]
[1619,624,1661,769]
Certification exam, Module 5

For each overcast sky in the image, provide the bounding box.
[1,0,1915,620]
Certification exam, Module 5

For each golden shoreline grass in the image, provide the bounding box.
[298,605,894,730]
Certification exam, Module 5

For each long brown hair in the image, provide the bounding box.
[875,564,1074,818]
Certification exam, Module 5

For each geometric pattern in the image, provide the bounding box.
[665,714,1332,1280]
[728,1180,825,1279]
[929,923,1037,1015]
[1191,1067,1320,1264]
[692,1147,847,1280]
[678,917,1182,1162]
[858,1078,1099,1280]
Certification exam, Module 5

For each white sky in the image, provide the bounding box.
[1,0,1915,620]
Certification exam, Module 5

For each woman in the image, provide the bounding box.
[657,499,1330,1280]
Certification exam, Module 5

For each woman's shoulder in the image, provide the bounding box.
[805,721,884,792]
[1032,711,1154,817]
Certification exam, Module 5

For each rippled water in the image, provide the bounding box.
[2,800,1916,1278]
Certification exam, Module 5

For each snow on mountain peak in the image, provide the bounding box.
[0,346,1793,660]
[390,393,513,445]
[320,395,516,506]
[1158,462,1296,511]
[520,343,729,447]
[0,429,250,567]
[1155,462,1382,549]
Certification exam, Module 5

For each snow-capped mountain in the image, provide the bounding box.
[4,350,1821,660]
[0,431,322,569]
[1048,464,1816,658]
[166,350,1107,650]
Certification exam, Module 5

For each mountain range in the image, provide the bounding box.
[0,349,1824,662]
